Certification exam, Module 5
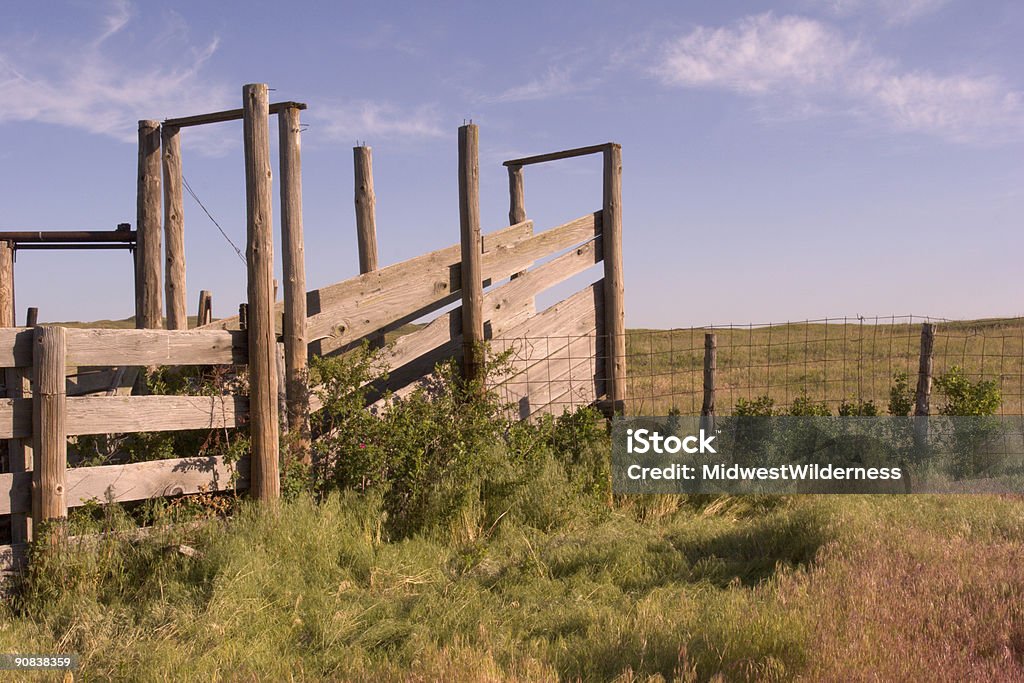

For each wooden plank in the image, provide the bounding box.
[243,83,280,503]
[34,326,68,524]
[354,145,378,273]
[198,220,533,334]
[0,542,27,576]
[503,143,610,167]
[0,398,32,439]
[499,349,597,420]
[162,125,187,330]
[64,328,246,366]
[2,455,251,516]
[137,119,163,330]
[0,328,34,368]
[602,144,626,412]
[65,455,249,508]
[531,371,599,418]
[279,107,309,456]
[309,212,597,355]
[163,101,307,128]
[197,290,213,326]
[65,395,247,435]
[67,367,138,397]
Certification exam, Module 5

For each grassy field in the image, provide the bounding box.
[2,493,1023,681]
[3,316,1020,681]
[625,317,1024,416]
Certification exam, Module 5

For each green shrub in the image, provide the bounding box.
[789,392,830,417]
[934,365,1001,416]
[838,399,879,416]
[887,371,914,416]
[735,395,775,417]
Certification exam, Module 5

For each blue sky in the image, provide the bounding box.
[1,0,1022,327]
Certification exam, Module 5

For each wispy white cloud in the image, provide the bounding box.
[481,66,596,104]
[812,0,951,25]
[653,13,1024,144]
[309,101,444,142]
[0,1,234,152]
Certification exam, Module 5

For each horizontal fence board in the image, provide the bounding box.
[65,328,247,366]
[497,350,597,420]
[202,221,534,335]
[0,470,30,515]
[307,220,537,356]
[2,455,250,516]
[0,328,34,368]
[66,395,248,435]
[532,369,599,419]
[0,398,32,439]
[67,367,140,397]
[64,455,250,508]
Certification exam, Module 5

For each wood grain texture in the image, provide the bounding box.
[162,125,187,330]
[163,101,306,128]
[458,124,485,384]
[137,119,163,330]
[305,220,536,354]
[33,326,67,523]
[602,145,626,412]
[65,395,247,435]
[0,328,36,368]
[199,220,533,335]
[2,455,251,515]
[242,83,280,502]
[507,165,526,225]
[0,242,13,327]
[503,143,609,167]
[67,367,138,397]
[64,328,246,366]
[354,146,378,273]
[279,106,309,452]
[0,398,31,439]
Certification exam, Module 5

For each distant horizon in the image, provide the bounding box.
[2,1,1022,327]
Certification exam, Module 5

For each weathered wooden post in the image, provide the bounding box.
[162,124,187,330]
[0,241,13,326]
[1,241,31,542]
[508,165,526,225]
[458,124,485,386]
[242,83,280,502]
[33,325,67,537]
[279,105,310,462]
[914,323,936,417]
[602,143,626,413]
[25,307,38,327]
[197,290,213,326]
[353,145,378,274]
[701,333,716,429]
[136,120,163,329]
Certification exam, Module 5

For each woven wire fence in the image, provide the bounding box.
[625,315,1024,416]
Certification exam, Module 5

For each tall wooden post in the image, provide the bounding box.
[242,83,280,502]
[602,144,626,413]
[508,165,526,225]
[279,105,310,462]
[458,124,484,385]
[0,241,13,326]
[1,241,30,541]
[162,125,187,330]
[33,326,67,534]
[136,119,163,329]
[914,323,936,417]
[26,307,38,327]
[353,145,378,274]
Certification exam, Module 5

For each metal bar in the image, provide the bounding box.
[14,244,136,251]
[0,230,136,243]
[502,143,611,168]
[164,101,307,129]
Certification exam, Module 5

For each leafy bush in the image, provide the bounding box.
[735,395,775,417]
[838,399,879,416]
[789,392,830,417]
[308,345,609,539]
[887,371,914,416]
[934,366,1001,416]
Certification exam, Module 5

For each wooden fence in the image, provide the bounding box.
[0,86,626,575]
